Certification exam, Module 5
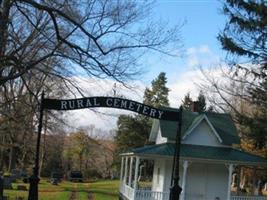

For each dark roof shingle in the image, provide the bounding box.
[130,143,267,166]
[158,109,240,145]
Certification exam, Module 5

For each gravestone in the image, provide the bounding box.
[11,169,21,180]
[17,185,27,191]
[3,176,12,189]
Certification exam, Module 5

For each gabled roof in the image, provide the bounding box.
[125,143,267,166]
[150,108,240,145]
[182,115,223,143]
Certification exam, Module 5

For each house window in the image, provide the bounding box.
[157,168,160,184]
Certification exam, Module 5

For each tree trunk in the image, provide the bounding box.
[0,146,3,171]
[79,154,83,171]
[0,0,11,56]
[8,146,13,172]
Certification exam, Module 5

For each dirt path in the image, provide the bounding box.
[68,182,95,200]
[86,182,95,200]
[69,191,77,200]
[88,191,94,200]
[69,183,78,200]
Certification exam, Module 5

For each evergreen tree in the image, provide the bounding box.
[141,72,170,142]
[182,93,193,111]
[181,92,207,112]
[114,72,170,170]
[197,91,207,112]
[218,0,267,108]
[219,0,267,149]
[143,72,170,107]
[114,115,151,154]
[218,1,267,73]
[115,72,170,153]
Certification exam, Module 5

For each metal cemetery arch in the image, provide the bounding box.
[28,92,183,200]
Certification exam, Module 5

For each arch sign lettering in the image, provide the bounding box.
[43,96,179,121]
[28,93,182,200]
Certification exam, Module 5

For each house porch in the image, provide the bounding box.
[119,154,267,200]
[119,155,170,200]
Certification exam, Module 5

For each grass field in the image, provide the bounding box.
[90,180,120,200]
[3,179,120,200]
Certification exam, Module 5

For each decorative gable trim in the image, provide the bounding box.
[203,115,223,143]
[182,114,223,143]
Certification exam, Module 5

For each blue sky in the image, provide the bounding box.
[67,0,230,131]
[156,1,225,50]
[142,0,227,84]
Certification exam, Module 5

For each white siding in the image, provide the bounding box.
[183,120,223,147]
[163,159,183,192]
[152,159,185,194]
[151,160,229,200]
[152,159,166,192]
[163,159,172,192]
[185,163,228,200]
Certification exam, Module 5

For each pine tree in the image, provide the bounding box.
[197,91,207,112]
[143,72,170,107]
[181,92,207,112]
[218,1,267,73]
[182,93,193,111]
[114,72,170,169]
[114,115,151,154]
[115,72,170,151]
[141,72,170,142]
[218,0,267,108]
[219,0,267,149]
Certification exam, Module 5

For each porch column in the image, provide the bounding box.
[128,157,133,187]
[133,157,140,190]
[124,157,129,184]
[120,157,124,181]
[181,160,188,200]
[227,164,234,200]
[133,157,140,199]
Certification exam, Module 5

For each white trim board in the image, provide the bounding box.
[182,114,223,143]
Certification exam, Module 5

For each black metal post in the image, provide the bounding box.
[28,92,44,200]
[169,106,183,200]
[0,175,3,200]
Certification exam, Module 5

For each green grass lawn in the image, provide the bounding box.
[3,179,119,200]
[90,180,120,200]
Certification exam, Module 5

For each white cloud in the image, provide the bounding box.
[64,69,212,132]
[199,45,211,54]
[62,45,225,133]
[63,77,146,132]
[166,45,223,107]
[168,69,204,107]
[186,47,197,55]
[185,45,220,69]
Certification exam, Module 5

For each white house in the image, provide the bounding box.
[119,108,267,200]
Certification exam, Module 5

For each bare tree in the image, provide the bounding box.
[0,0,183,180]
[214,0,267,151]
[0,66,67,171]
[199,65,267,151]
[0,0,182,87]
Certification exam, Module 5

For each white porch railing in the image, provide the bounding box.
[231,196,267,200]
[120,183,267,200]
[120,183,169,200]
[135,189,170,200]
[120,183,135,200]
